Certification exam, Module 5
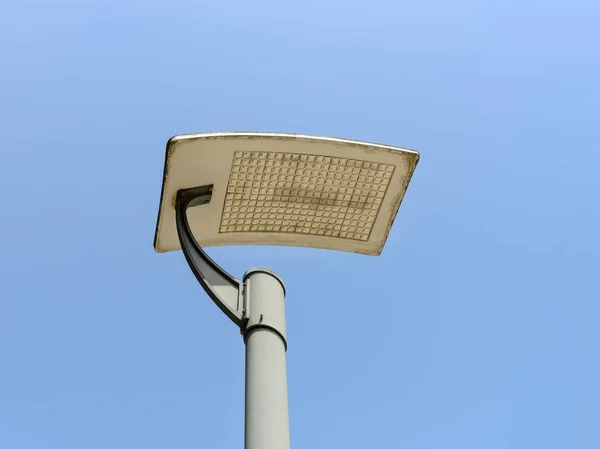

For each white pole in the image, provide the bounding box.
[243,268,290,449]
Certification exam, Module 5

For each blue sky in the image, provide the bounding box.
[1,1,599,448]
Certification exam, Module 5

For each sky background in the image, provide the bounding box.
[1,1,600,448]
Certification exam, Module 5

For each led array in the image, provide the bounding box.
[219,151,394,241]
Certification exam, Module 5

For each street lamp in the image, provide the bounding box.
[154,132,419,449]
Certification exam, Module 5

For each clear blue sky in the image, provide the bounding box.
[1,1,599,448]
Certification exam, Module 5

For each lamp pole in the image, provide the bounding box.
[243,269,290,449]
[175,187,290,449]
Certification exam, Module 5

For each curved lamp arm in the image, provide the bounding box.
[175,185,244,327]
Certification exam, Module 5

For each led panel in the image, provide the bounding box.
[154,133,419,255]
[221,151,394,241]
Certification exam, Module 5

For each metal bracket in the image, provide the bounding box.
[175,185,244,327]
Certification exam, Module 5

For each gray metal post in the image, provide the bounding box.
[243,268,290,449]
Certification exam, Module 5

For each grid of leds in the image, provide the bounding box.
[220,151,395,241]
